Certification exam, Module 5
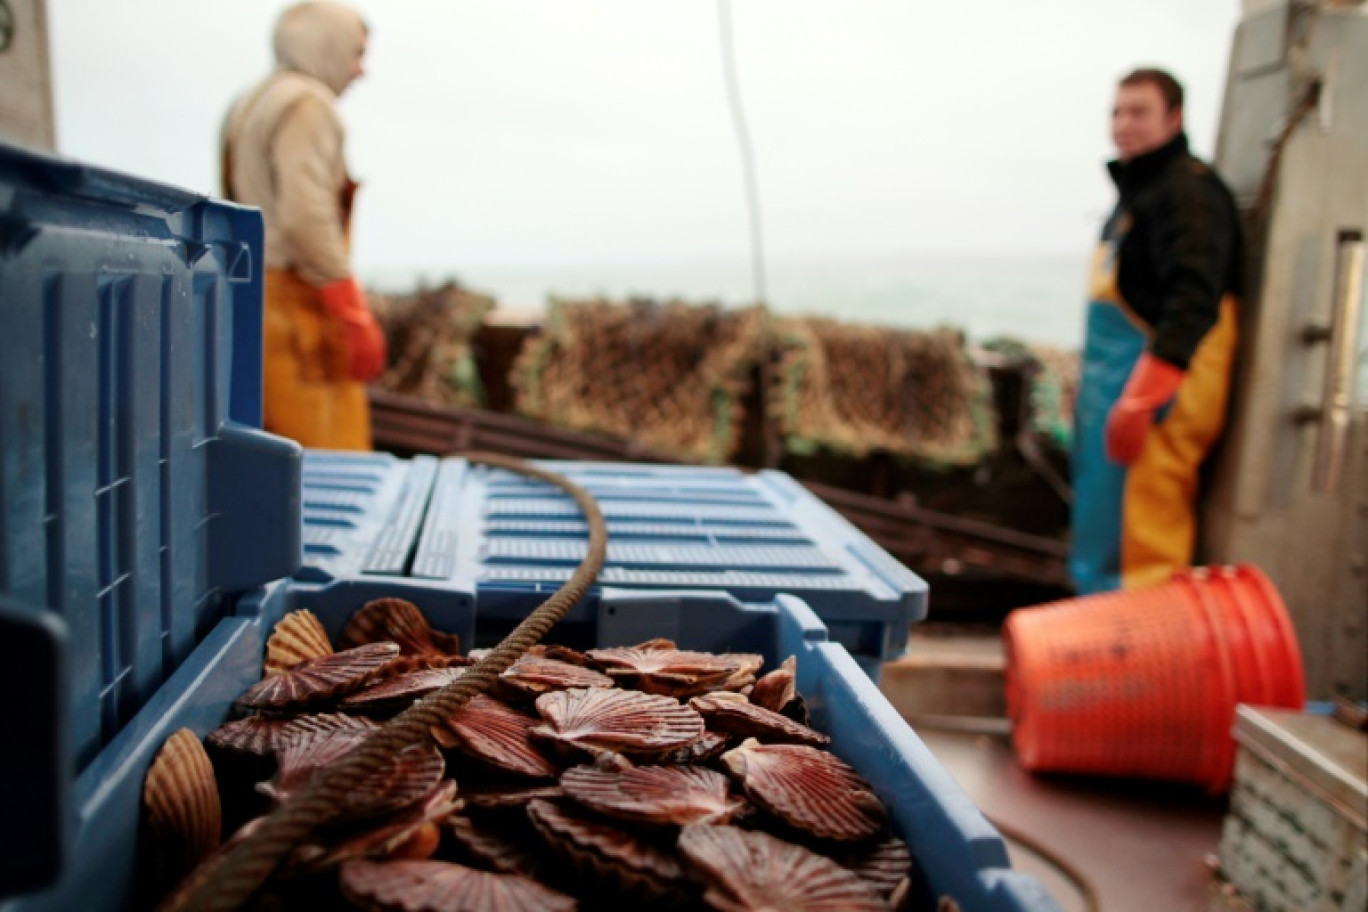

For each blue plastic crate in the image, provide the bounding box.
[12,577,1052,911]
[296,454,928,664]
[0,144,302,902]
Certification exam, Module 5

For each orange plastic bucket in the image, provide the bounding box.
[1004,564,1303,792]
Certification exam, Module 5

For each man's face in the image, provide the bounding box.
[1111,82,1182,162]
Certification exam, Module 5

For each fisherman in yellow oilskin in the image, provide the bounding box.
[1070,68,1241,594]
[221,1,385,450]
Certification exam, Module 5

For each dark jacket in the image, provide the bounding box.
[1105,132,1242,369]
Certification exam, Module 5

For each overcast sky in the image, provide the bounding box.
[49,0,1241,278]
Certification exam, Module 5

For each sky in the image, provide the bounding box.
[49,0,1242,285]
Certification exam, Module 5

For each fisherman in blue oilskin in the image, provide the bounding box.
[1070,68,1242,594]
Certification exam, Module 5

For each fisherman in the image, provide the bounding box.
[221,1,385,450]
[1070,68,1242,593]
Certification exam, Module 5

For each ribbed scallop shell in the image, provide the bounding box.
[279,711,378,742]
[142,729,221,872]
[585,647,748,697]
[831,835,914,898]
[204,716,292,757]
[495,654,615,700]
[379,654,473,679]
[433,694,560,779]
[750,656,798,713]
[690,693,830,747]
[677,824,887,912]
[531,688,704,756]
[263,609,334,676]
[237,642,401,711]
[290,782,461,874]
[716,653,766,691]
[720,740,888,842]
[561,764,742,827]
[446,813,542,877]
[526,798,685,899]
[338,598,463,658]
[342,666,468,714]
[262,726,444,820]
[338,859,577,912]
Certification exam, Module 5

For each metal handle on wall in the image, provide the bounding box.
[1313,229,1365,493]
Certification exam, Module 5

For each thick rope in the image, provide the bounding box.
[160,453,607,912]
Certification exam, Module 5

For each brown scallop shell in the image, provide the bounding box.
[338,859,577,912]
[338,598,463,658]
[561,764,743,827]
[716,653,766,691]
[445,813,542,877]
[341,666,468,715]
[433,694,560,779]
[585,647,746,697]
[677,824,888,912]
[530,688,705,757]
[289,782,461,874]
[204,716,293,757]
[720,739,888,843]
[495,654,615,700]
[262,726,445,820]
[662,730,730,765]
[279,711,379,743]
[539,644,593,667]
[690,693,831,747]
[378,653,473,679]
[831,835,914,898]
[142,728,222,873]
[526,798,686,900]
[236,642,401,711]
[750,656,798,713]
[263,609,334,676]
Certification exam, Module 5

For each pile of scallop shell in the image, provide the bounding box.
[143,598,928,911]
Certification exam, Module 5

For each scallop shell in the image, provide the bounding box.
[690,693,831,747]
[342,666,469,715]
[434,694,560,779]
[262,726,444,820]
[662,730,729,765]
[831,835,914,898]
[279,711,379,743]
[540,644,592,667]
[750,656,798,714]
[142,728,221,872]
[289,782,461,874]
[205,716,293,757]
[338,859,577,912]
[526,798,685,899]
[585,647,748,697]
[236,642,401,711]
[379,653,473,679]
[263,609,334,676]
[530,688,705,757]
[720,740,888,843]
[495,654,615,700]
[716,653,766,691]
[338,598,463,658]
[446,813,542,877]
[677,824,887,912]
[561,764,742,827]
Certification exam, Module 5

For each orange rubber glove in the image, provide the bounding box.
[1105,352,1185,465]
[318,277,386,383]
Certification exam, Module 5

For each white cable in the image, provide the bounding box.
[717,0,768,306]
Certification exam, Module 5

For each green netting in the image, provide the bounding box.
[981,337,1079,450]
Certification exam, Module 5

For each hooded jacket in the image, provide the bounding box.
[222,2,367,286]
[1105,132,1242,370]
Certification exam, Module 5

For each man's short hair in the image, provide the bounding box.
[1119,68,1184,111]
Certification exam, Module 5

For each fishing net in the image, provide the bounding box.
[510,297,766,464]
[370,282,496,408]
[981,337,1080,450]
[769,318,997,466]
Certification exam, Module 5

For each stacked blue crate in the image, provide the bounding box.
[0,144,301,908]
[295,452,928,673]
